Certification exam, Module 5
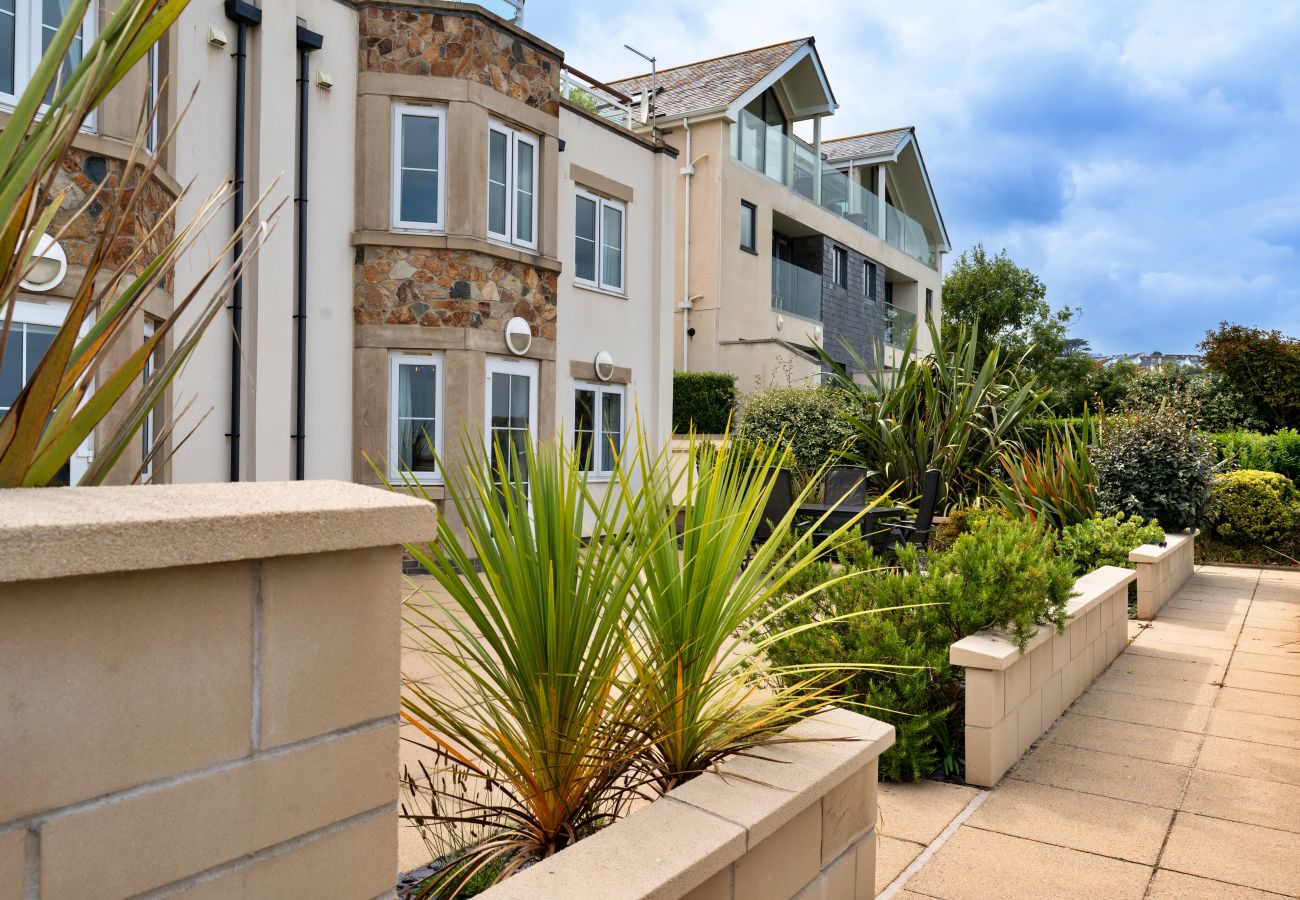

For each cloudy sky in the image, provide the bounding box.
[517,0,1300,355]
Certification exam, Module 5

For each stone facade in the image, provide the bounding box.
[355,246,557,339]
[819,237,884,373]
[360,7,560,114]
[48,148,176,282]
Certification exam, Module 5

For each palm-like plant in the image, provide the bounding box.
[0,0,280,486]
[821,321,1049,508]
[399,436,647,896]
[989,412,1098,529]
[614,427,892,792]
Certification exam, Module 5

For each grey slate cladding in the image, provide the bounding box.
[818,237,883,373]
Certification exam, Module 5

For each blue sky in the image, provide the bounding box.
[515,0,1300,355]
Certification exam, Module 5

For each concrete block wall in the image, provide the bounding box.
[952,565,1137,787]
[481,708,895,900]
[0,481,437,899]
[1130,532,1196,619]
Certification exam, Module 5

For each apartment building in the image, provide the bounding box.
[604,38,950,389]
[3,1,676,530]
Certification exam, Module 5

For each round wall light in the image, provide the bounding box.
[775,314,785,332]
[594,350,615,382]
[20,233,67,293]
[504,316,532,356]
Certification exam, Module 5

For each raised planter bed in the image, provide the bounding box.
[950,565,1137,787]
[479,708,894,900]
[1130,532,1196,619]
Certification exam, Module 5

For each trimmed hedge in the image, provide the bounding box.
[1209,429,1300,483]
[671,372,737,435]
[1210,469,1300,546]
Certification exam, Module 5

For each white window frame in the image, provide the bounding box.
[573,187,626,295]
[145,43,159,153]
[388,352,445,484]
[140,316,158,481]
[0,1,97,127]
[486,119,539,251]
[391,103,447,233]
[573,381,625,480]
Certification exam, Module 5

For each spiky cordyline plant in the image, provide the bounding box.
[613,425,910,793]
[398,434,650,897]
[0,0,282,486]
[818,321,1050,510]
[988,411,1098,530]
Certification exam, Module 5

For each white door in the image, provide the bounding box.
[484,356,538,499]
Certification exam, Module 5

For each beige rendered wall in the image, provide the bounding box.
[662,117,944,380]
[555,106,676,462]
[170,0,359,484]
[0,481,437,899]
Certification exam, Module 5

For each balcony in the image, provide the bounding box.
[733,109,938,269]
[771,257,822,321]
[884,304,918,347]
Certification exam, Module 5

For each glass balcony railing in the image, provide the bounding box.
[733,109,938,269]
[771,257,822,321]
[883,304,918,347]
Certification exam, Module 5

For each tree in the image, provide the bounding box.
[941,245,1074,376]
[1200,323,1300,430]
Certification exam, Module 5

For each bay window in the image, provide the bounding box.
[389,353,443,482]
[574,382,624,477]
[487,119,538,249]
[391,104,446,232]
[574,187,624,293]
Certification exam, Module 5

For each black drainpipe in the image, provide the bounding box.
[293,24,323,480]
[225,0,261,482]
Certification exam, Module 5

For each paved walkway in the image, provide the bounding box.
[874,564,1300,899]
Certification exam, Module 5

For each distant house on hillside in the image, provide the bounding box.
[1092,352,1204,370]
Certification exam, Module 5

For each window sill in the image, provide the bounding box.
[740,245,758,255]
[390,225,446,236]
[573,280,628,300]
[486,234,538,254]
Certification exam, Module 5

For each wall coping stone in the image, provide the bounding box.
[0,481,438,583]
[950,565,1136,670]
[480,707,894,900]
[1129,532,1193,563]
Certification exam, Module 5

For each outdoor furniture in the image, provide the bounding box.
[883,468,942,553]
[824,465,871,507]
[753,467,795,545]
[795,501,908,550]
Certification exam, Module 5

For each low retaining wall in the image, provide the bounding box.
[952,565,1136,787]
[0,481,436,899]
[1130,532,1195,619]
[482,708,895,900]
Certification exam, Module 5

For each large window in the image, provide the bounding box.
[388,353,443,482]
[740,200,757,253]
[574,188,624,293]
[1,1,94,109]
[391,104,446,232]
[487,119,538,249]
[574,382,624,477]
[1,298,82,484]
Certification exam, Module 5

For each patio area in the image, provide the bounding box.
[873,564,1300,899]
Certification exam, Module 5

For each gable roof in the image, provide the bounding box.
[607,38,813,120]
[820,128,912,163]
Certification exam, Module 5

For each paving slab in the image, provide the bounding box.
[1207,706,1300,750]
[1146,869,1292,899]
[1181,768,1300,834]
[876,780,979,845]
[1229,650,1300,678]
[1222,666,1300,696]
[1196,734,1300,787]
[1091,668,1220,706]
[1007,741,1189,809]
[1069,687,1213,733]
[1042,713,1202,766]
[1161,813,1300,896]
[904,826,1151,900]
[1216,686,1300,720]
[873,834,925,895]
[964,780,1173,865]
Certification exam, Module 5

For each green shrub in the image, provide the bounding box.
[1019,417,1087,449]
[1058,514,1167,576]
[672,371,737,435]
[1213,429,1300,483]
[990,414,1097,530]
[1124,365,1267,432]
[739,385,860,480]
[1210,470,1300,546]
[1201,323,1300,430]
[1092,405,1216,530]
[761,516,1073,782]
